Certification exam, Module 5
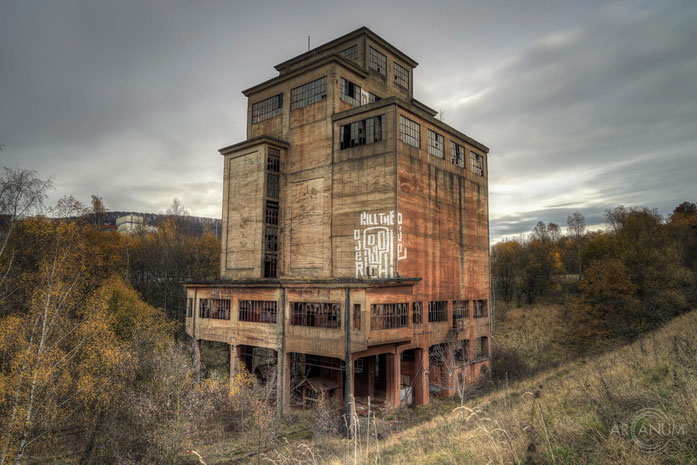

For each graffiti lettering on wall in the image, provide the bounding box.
[354,211,407,278]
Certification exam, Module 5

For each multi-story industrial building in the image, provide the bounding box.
[185,27,491,414]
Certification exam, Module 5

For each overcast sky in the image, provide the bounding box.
[1,0,695,241]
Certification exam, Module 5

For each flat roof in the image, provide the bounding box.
[184,277,421,289]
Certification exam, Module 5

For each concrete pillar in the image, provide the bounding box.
[194,339,202,383]
[276,350,291,416]
[386,352,401,409]
[442,344,456,398]
[413,347,429,405]
[229,343,239,379]
[367,356,375,400]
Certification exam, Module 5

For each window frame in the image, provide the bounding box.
[368,46,387,76]
[251,93,283,124]
[290,76,327,110]
[399,115,420,148]
[393,62,409,88]
[427,129,445,159]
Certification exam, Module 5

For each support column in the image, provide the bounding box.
[442,344,456,397]
[229,343,239,379]
[367,356,375,400]
[194,339,202,383]
[413,347,429,405]
[386,352,401,409]
[276,350,291,415]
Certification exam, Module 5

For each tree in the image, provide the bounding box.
[566,211,586,279]
[492,240,524,304]
[519,238,560,305]
[90,195,107,231]
[166,198,189,217]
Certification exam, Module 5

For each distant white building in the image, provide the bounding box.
[116,215,156,234]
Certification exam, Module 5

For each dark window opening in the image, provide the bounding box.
[266,173,279,199]
[474,336,489,358]
[264,226,278,252]
[340,77,361,106]
[199,299,231,320]
[428,301,447,323]
[412,301,423,324]
[291,302,341,329]
[353,304,361,330]
[340,115,385,150]
[239,300,277,323]
[187,298,193,317]
[473,300,488,318]
[371,303,409,330]
[263,254,277,278]
[267,148,280,172]
[265,201,279,225]
[251,93,283,123]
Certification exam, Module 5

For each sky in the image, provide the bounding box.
[1,0,695,242]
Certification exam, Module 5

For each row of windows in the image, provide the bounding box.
[368,46,409,89]
[264,147,280,278]
[290,76,327,110]
[339,115,385,149]
[399,116,485,176]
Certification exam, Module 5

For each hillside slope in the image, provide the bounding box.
[318,309,697,464]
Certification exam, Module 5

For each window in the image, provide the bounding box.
[265,201,278,225]
[264,226,278,252]
[399,116,420,148]
[266,173,279,199]
[412,301,423,324]
[362,91,381,105]
[427,130,444,158]
[470,151,484,176]
[473,300,488,318]
[474,336,489,358]
[340,115,385,149]
[263,254,277,278]
[371,303,409,330]
[291,302,341,329]
[450,141,466,168]
[239,300,277,323]
[393,62,409,88]
[368,47,386,76]
[340,78,361,106]
[251,94,283,123]
[338,45,358,61]
[428,301,447,323]
[453,301,469,328]
[199,299,230,320]
[353,304,361,330]
[187,298,193,317]
[290,77,327,110]
[267,148,280,172]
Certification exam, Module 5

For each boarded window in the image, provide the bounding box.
[239,300,277,323]
[371,303,409,330]
[251,93,283,123]
[428,301,447,323]
[291,302,341,329]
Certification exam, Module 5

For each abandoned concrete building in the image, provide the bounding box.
[185,27,491,414]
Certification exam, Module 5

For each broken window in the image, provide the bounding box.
[453,300,469,327]
[470,151,484,176]
[393,62,409,88]
[266,173,279,199]
[199,299,230,320]
[290,76,327,110]
[239,300,277,323]
[450,141,466,168]
[251,93,283,123]
[474,336,489,358]
[338,45,358,61]
[291,302,341,329]
[368,46,386,75]
[399,115,420,148]
[353,304,361,330]
[362,91,381,105]
[340,115,385,150]
[473,300,488,318]
[265,201,279,225]
[340,77,361,106]
[427,129,445,158]
[428,301,447,323]
[187,298,193,317]
[263,254,277,278]
[412,301,423,324]
[370,303,409,330]
[264,226,278,252]
[267,147,280,172]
